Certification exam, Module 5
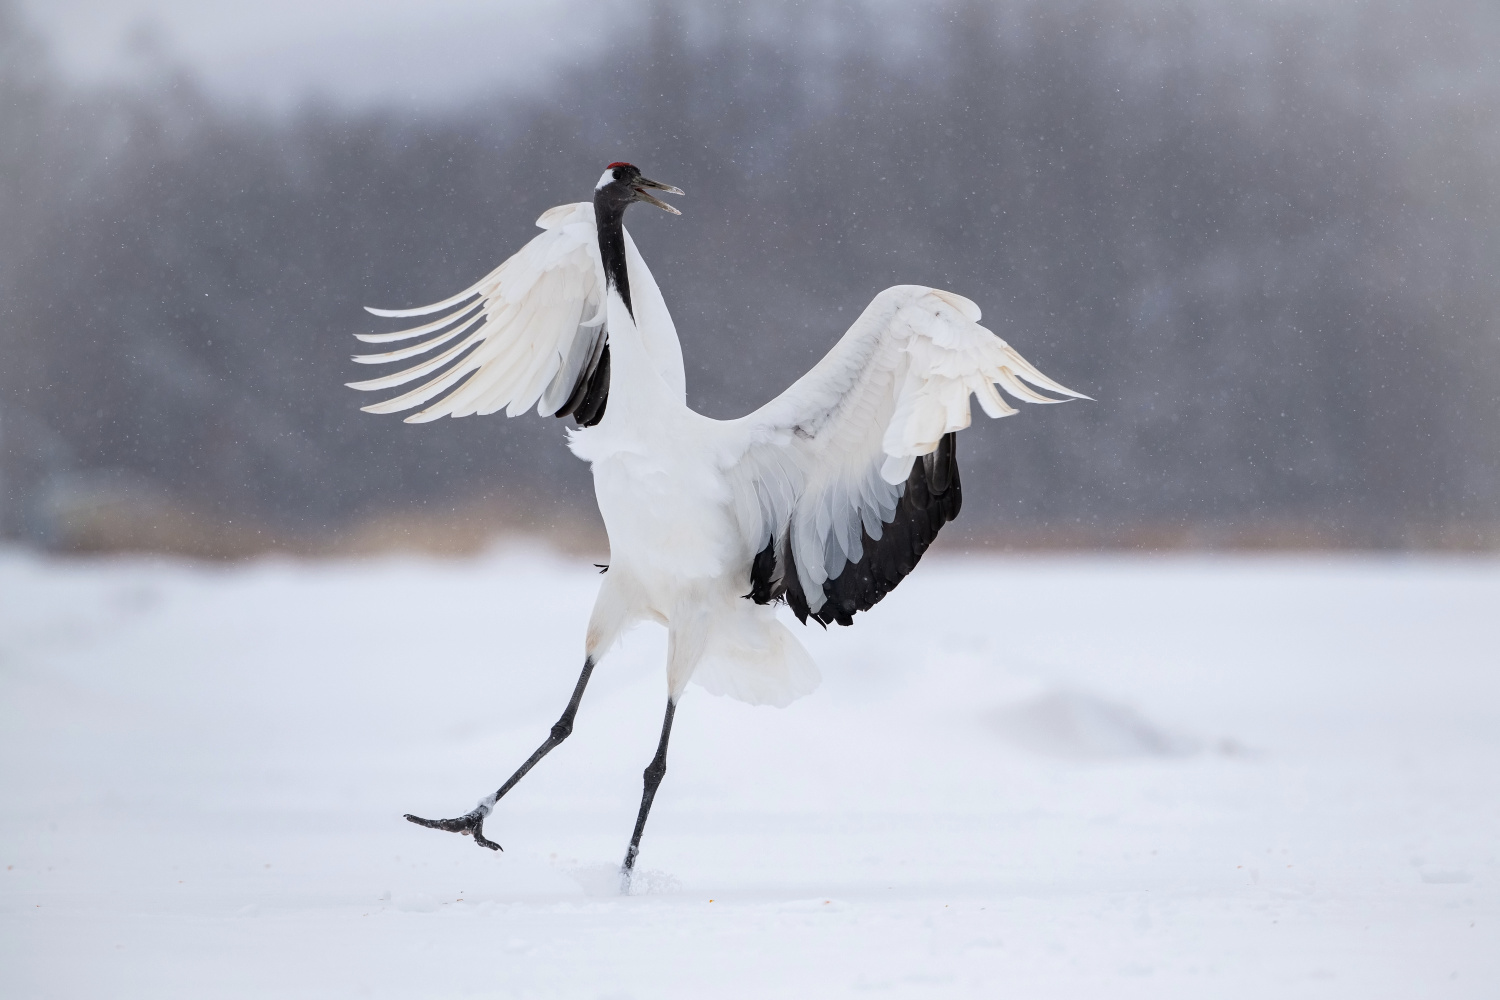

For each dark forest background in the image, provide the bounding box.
[2,0,1498,556]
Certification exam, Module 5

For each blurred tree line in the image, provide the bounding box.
[2,0,1497,554]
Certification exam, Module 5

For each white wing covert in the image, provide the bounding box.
[348,202,613,425]
[724,285,1085,626]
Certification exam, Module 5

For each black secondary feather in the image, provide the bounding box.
[749,431,962,627]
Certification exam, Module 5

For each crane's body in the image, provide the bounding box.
[575,304,813,706]
[348,163,1084,886]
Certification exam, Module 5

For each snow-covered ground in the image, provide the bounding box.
[2,547,1496,998]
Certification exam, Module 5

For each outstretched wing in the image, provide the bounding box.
[722,285,1086,626]
[347,202,612,425]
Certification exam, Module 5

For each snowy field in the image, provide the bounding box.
[2,546,1497,998]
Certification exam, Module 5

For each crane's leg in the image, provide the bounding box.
[619,696,677,892]
[405,656,597,851]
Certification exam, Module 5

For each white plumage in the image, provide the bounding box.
[350,202,685,421]
[348,165,1083,876]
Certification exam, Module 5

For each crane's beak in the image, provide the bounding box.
[633,177,683,215]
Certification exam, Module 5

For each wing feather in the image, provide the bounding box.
[346,326,488,394]
[726,285,1085,626]
[354,303,484,344]
[349,309,486,365]
[347,202,612,424]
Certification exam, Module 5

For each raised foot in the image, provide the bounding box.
[404,807,502,851]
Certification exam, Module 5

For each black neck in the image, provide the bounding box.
[593,190,633,319]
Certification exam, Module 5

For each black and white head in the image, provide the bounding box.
[594,162,683,217]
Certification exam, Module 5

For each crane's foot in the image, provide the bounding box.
[404,804,502,851]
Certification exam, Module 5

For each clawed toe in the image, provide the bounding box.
[404,808,502,851]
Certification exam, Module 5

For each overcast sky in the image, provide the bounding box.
[20,0,637,110]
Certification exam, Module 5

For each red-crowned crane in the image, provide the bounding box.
[348,162,1084,890]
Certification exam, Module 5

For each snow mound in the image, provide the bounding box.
[393,893,439,913]
[988,689,1198,759]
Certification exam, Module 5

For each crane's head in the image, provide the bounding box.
[595,162,683,216]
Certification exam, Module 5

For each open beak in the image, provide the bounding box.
[634,177,684,215]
